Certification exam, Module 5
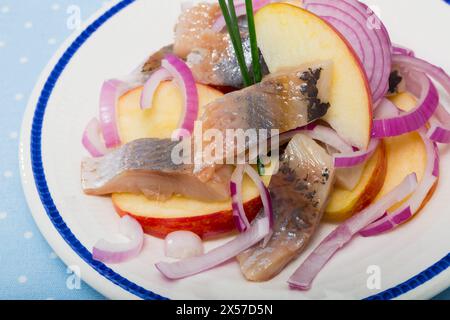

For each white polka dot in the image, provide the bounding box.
[0,212,7,220]
[3,171,13,178]
[14,93,24,101]
[51,3,60,11]
[49,252,58,259]
[24,21,33,29]
[1,6,10,14]
[18,276,28,284]
[19,57,29,64]
[48,38,56,45]
[0,41,5,48]
[24,231,33,239]
[9,132,18,139]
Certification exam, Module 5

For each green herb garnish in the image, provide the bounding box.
[257,156,265,176]
[218,0,262,86]
[245,0,262,83]
[219,0,252,87]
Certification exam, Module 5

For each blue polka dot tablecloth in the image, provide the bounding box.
[0,0,448,301]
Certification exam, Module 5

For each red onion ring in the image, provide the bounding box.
[392,44,415,57]
[230,164,251,232]
[155,164,273,280]
[393,55,450,94]
[288,173,418,290]
[140,68,172,110]
[155,217,270,280]
[371,73,439,138]
[82,118,109,158]
[333,139,379,168]
[320,15,365,63]
[162,54,199,138]
[304,0,375,82]
[342,0,392,103]
[304,125,353,154]
[280,125,376,169]
[244,164,274,228]
[92,215,144,264]
[428,118,450,144]
[392,54,450,143]
[360,132,439,236]
[99,79,130,148]
[304,0,392,103]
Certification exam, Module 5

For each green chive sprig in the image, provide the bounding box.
[218,0,263,87]
[245,0,262,83]
[218,0,252,87]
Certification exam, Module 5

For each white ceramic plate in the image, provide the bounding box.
[20,0,450,300]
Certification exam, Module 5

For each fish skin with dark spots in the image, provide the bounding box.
[237,134,335,282]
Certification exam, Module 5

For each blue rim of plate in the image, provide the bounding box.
[29,0,449,300]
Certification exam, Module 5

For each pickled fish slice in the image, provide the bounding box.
[81,138,233,202]
[237,134,335,281]
[196,62,332,171]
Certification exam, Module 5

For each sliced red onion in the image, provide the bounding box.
[82,118,109,158]
[156,217,270,280]
[231,164,250,232]
[304,125,353,154]
[348,0,392,102]
[288,173,418,290]
[303,1,374,81]
[333,139,379,168]
[304,0,392,103]
[99,79,130,148]
[155,164,273,280]
[392,55,450,143]
[426,104,450,144]
[360,132,439,237]
[165,231,204,259]
[140,68,172,110]
[321,15,364,63]
[371,73,439,138]
[392,44,415,57]
[428,122,450,144]
[92,215,144,264]
[393,55,450,95]
[284,125,375,169]
[245,164,274,228]
[162,54,199,139]
[211,0,271,33]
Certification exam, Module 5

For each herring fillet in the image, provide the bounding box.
[237,134,335,281]
[142,3,268,88]
[81,138,233,202]
[195,63,332,173]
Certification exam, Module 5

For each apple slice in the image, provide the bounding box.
[255,3,372,149]
[117,81,223,142]
[325,142,387,221]
[369,91,437,222]
[113,173,269,239]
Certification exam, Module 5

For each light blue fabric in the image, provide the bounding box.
[0,0,107,300]
[0,0,448,300]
